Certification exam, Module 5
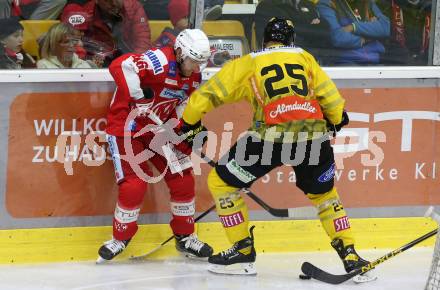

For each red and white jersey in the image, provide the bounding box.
[106,46,201,136]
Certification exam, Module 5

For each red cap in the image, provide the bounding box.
[168,0,189,27]
[61,4,90,31]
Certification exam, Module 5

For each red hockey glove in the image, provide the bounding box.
[129,88,155,118]
[130,99,152,117]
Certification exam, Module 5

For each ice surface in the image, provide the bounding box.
[0,248,433,290]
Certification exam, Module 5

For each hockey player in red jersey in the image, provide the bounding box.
[98,29,213,262]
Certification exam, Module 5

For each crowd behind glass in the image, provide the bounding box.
[0,0,434,69]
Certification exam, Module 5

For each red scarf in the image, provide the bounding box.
[391,0,406,48]
[421,13,430,54]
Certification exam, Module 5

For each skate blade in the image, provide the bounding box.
[208,262,257,275]
[179,252,209,261]
[96,256,108,264]
[352,271,378,283]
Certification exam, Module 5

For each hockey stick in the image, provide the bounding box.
[196,151,317,218]
[301,228,438,284]
[425,206,440,223]
[130,204,216,260]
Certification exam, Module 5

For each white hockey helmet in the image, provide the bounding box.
[174,29,211,63]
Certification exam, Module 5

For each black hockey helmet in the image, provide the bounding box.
[263,17,295,46]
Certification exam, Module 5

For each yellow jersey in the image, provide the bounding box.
[183,45,345,142]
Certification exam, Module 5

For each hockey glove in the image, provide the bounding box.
[175,120,208,155]
[326,110,349,137]
[128,87,156,117]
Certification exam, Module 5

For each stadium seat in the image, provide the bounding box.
[202,20,245,37]
[20,20,60,59]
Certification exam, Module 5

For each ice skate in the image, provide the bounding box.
[96,238,131,263]
[175,233,213,259]
[208,226,256,275]
[331,238,377,283]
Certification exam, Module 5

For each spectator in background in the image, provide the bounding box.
[204,0,223,20]
[61,3,104,67]
[153,0,189,48]
[153,0,231,67]
[394,0,432,63]
[0,0,66,20]
[61,0,152,67]
[377,0,432,65]
[141,0,223,21]
[317,0,390,65]
[0,16,35,68]
[254,0,334,64]
[37,23,92,68]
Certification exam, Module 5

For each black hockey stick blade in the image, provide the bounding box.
[301,262,357,284]
[301,228,438,284]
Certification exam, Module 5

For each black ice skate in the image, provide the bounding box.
[207,225,256,275]
[175,233,213,259]
[331,238,377,283]
[96,238,131,263]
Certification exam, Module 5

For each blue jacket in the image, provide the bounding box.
[317,0,390,64]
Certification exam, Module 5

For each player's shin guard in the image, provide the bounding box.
[167,172,197,235]
[170,198,195,235]
[207,170,256,275]
[208,169,250,244]
[170,198,213,258]
[307,187,354,248]
[112,178,146,240]
[307,187,372,278]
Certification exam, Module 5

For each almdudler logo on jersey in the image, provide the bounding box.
[263,95,323,125]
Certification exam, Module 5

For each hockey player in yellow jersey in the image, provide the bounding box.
[179,18,372,277]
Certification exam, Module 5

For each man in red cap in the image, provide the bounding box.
[61,3,106,67]
[61,0,152,67]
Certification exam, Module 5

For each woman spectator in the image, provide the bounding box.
[60,4,104,67]
[37,23,92,68]
[0,16,35,69]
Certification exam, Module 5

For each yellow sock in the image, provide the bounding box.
[307,187,355,246]
[207,169,250,247]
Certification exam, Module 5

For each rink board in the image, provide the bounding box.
[0,217,437,264]
[0,69,439,264]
